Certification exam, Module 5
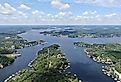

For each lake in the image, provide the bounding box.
[0,29,119,82]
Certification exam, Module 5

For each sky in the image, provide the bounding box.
[0,0,121,25]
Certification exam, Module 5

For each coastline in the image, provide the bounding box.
[84,48,121,82]
[84,48,113,64]
[0,39,46,69]
[5,45,81,82]
[4,54,38,82]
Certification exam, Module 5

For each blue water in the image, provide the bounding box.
[19,30,117,82]
[0,26,119,82]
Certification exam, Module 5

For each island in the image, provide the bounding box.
[6,44,79,82]
[0,32,45,69]
[40,26,121,38]
[74,42,121,82]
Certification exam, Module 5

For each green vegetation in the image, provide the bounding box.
[0,32,45,69]
[74,42,92,47]
[0,30,27,68]
[74,42,121,80]
[0,56,14,67]
[85,43,121,64]
[78,42,121,67]
[7,44,78,82]
[40,27,121,38]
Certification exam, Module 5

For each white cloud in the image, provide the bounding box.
[0,4,120,25]
[32,10,44,16]
[82,11,97,16]
[17,11,27,17]
[32,10,45,19]
[51,0,70,10]
[105,13,117,17]
[58,11,72,17]
[19,4,31,10]
[104,13,121,23]
[75,0,121,7]
[0,3,16,15]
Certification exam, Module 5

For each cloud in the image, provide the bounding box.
[57,11,72,17]
[82,11,97,15]
[75,0,121,7]
[26,11,121,24]
[32,10,45,16]
[18,4,31,10]
[104,13,121,23]
[105,13,117,17]
[51,0,70,10]
[0,3,16,15]
[17,11,27,17]
[0,3,120,25]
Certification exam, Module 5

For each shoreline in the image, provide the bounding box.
[102,66,121,82]
[4,54,38,82]
[0,39,47,69]
[5,45,81,82]
[84,48,121,82]
[84,48,113,64]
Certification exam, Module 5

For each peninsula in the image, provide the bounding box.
[6,44,79,82]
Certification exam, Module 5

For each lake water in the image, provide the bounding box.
[0,29,119,82]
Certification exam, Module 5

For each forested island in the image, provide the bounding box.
[6,44,79,82]
[40,27,121,38]
[74,42,121,81]
[0,32,45,69]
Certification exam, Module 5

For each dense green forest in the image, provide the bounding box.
[7,44,78,82]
